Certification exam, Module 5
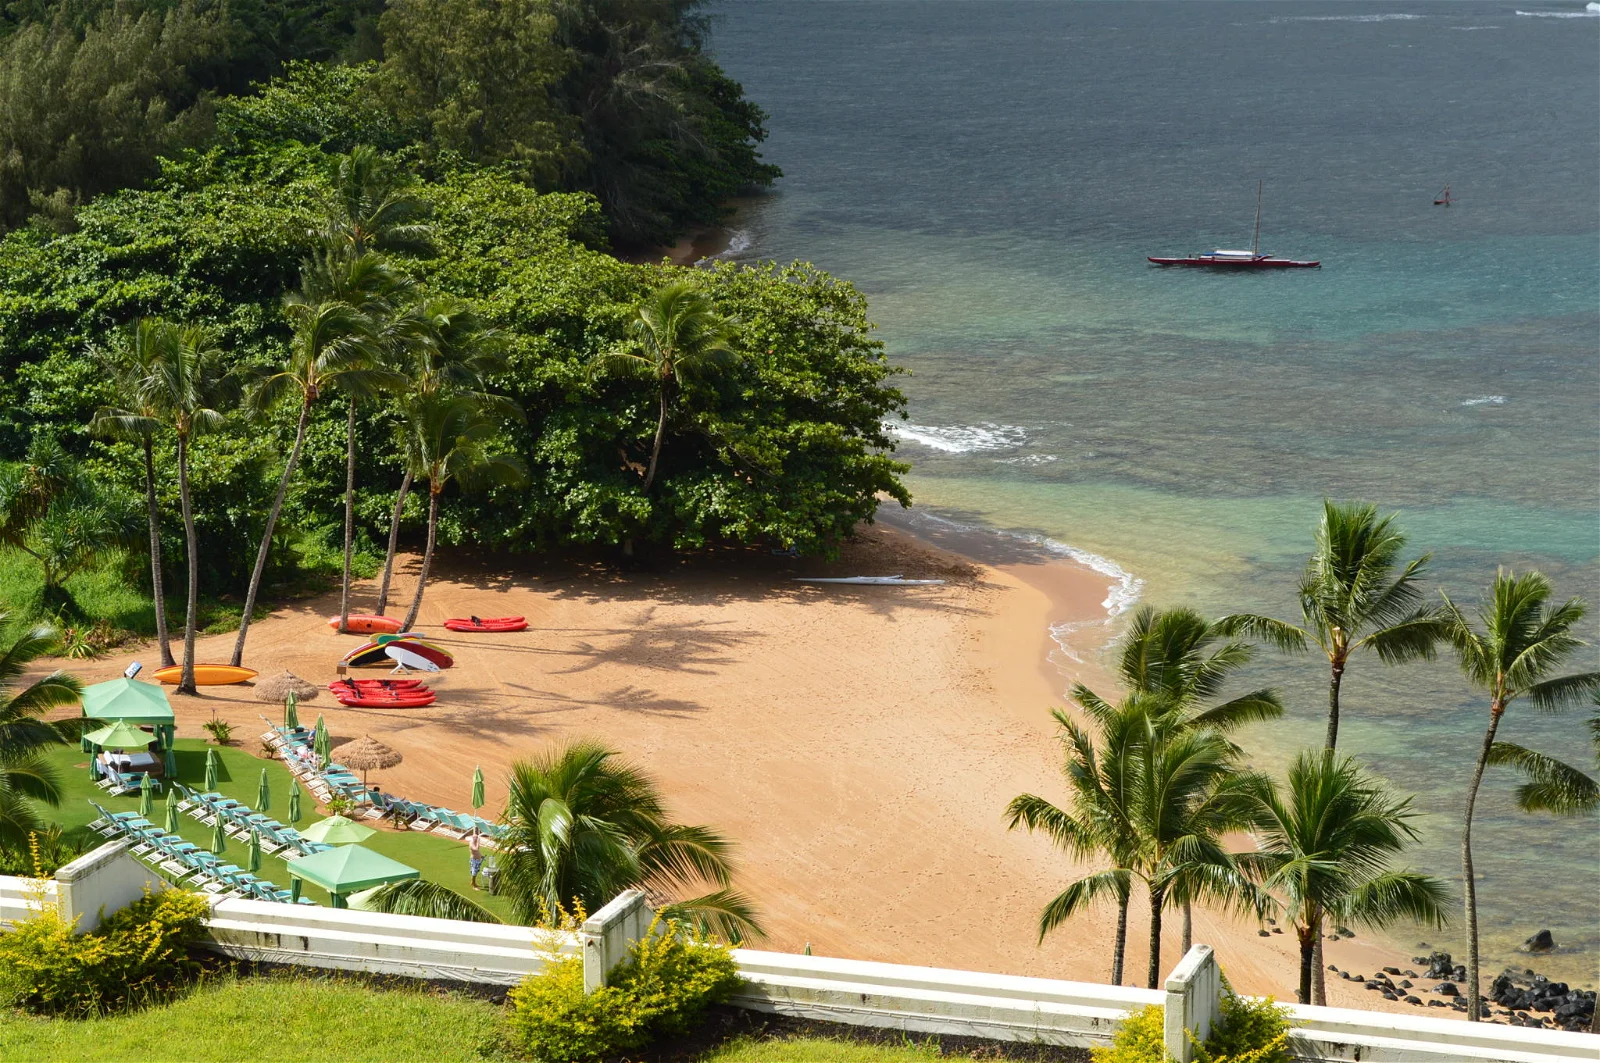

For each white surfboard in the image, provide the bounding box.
[792,576,946,586]
[385,644,442,673]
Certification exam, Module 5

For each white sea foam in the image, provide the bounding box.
[723,230,754,255]
[1515,5,1599,15]
[1272,12,1424,22]
[996,454,1059,466]
[883,421,1028,453]
[1461,395,1508,406]
[1449,25,1502,30]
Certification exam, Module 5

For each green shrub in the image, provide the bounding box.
[507,922,743,1062]
[0,888,210,1017]
[201,718,233,745]
[1092,995,1294,1063]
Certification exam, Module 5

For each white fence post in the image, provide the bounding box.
[1164,944,1220,1063]
[581,889,653,993]
[53,839,163,934]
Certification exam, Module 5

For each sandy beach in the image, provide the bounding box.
[43,521,1429,1014]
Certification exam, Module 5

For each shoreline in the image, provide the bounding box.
[29,520,1521,1017]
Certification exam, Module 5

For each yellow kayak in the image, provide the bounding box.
[151,664,259,686]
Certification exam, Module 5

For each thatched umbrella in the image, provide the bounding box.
[254,671,319,703]
[332,735,402,789]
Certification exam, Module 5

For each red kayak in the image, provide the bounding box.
[331,678,428,692]
[336,693,436,708]
[329,679,436,706]
[444,616,528,633]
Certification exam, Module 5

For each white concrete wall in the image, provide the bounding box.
[582,889,652,991]
[53,840,162,933]
[1165,945,1219,1063]
[0,874,59,927]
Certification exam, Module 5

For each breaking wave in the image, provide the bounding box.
[883,421,1028,453]
[1271,12,1425,22]
[1515,5,1600,15]
[1461,395,1508,407]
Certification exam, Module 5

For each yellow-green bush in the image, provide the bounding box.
[1092,995,1294,1063]
[0,888,210,1017]
[507,923,743,1062]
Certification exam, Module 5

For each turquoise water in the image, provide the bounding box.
[707,1,1600,980]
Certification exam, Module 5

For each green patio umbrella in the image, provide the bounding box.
[470,765,485,812]
[164,788,180,834]
[256,767,271,813]
[313,716,331,767]
[284,690,299,731]
[284,845,418,909]
[287,780,303,825]
[81,677,173,722]
[300,814,375,845]
[209,814,227,855]
[138,773,154,817]
[247,828,262,873]
[82,720,153,751]
[203,747,220,791]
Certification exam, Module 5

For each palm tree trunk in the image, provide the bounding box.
[1462,700,1505,1023]
[641,387,668,494]
[1146,883,1166,989]
[1111,891,1129,985]
[231,400,312,667]
[142,435,174,668]
[1181,899,1192,955]
[1297,922,1318,1005]
[337,398,357,633]
[176,434,200,696]
[374,470,411,616]
[1326,657,1345,750]
[400,487,439,632]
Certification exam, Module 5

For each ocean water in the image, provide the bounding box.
[705,1,1600,982]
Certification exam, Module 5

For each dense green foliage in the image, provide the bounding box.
[1090,995,1294,1063]
[508,925,743,1062]
[0,887,209,1016]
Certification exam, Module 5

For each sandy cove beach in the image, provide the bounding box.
[44,522,1428,1014]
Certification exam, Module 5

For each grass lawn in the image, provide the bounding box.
[0,975,990,1062]
[42,738,514,919]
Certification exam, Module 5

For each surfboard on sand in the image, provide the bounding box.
[384,644,441,673]
[152,664,258,685]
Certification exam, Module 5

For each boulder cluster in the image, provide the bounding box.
[1327,950,1595,1032]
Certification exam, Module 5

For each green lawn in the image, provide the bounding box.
[43,738,514,919]
[0,975,972,1062]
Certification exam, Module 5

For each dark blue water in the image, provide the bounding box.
[705,1,1600,980]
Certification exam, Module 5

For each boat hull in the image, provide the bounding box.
[327,614,404,634]
[1147,256,1319,269]
[151,664,258,686]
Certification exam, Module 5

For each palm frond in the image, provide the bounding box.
[658,887,765,944]
[1037,869,1132,939]
[360,879,502,923]
[1488,741,1599,815]
[1215,613,1309,653]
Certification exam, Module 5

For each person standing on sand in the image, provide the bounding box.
[469,829,483,889]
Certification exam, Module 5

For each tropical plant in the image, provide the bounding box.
[1236,751,1449,1005]
[1092,994,1295,1063]
[0,615,81,852]
[90,319,177,667]
[319,145,435,259]
[358,879,501,923]
[590,279,740,509]
[497,741,762,943]
[1439,570,1599,1021]
[396,391,525,632]
[231,286,389,666]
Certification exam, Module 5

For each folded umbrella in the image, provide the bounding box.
[247,828,262,873]
[203,747,220,791]
[164,788,179,834]
[209,814,227,855]
[138,773,154,817]
[288,779,303,825]
[257,767,270,813]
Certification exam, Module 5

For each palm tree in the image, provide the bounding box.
[91,319,177,668]
[1220,500,1443,750]
[0,615,82,852]
[373,296,508,617]
[1006,703,1140,985]
[1237,751,1449,1005]
[320,145,436,260]
[589,281,739,552]
[360,879,501,923]
[497,741,762,942]
[396,391,526,633]
[129,325,233,694]
[1440,570,1599,1021]
[1072,605,1285,952]
[231,290,391,667]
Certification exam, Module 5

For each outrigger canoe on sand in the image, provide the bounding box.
[444,616,528,632]
[326,614,404,634]
[793,576,946,586]
[152,664,258,685]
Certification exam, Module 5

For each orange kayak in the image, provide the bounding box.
[152,664,258,686]
[327,614,404,635]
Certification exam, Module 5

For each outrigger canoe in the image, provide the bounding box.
[151,664,258,685]
[326,614,404,635]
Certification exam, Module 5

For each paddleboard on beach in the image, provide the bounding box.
[384,644,441,672]
[793,576,946,586]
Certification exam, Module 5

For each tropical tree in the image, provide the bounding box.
[0,615,82,852]
[359,878,501,923]
[497,741,762,943]
[373,295,508,617]
[1237,751,1449,1005]
[1220,500,1443,750]
[1071,605,1285,952]
[91,319,178,667]
[590,279,740,507]
[319,145,436,260]
[1005,703,1140,985]
[231,289,389,667]
[1439,570,1599,1021]
[396,391,526,633]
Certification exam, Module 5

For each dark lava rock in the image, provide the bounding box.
[1382,991,1398,1000]
[1398,979,1413,989]
[1426,999,1445,1007]
[1522,929,1555,953]
[1271,927,1283,934]
[1353,975,1365,983]
[1328,965,1339,973]
[1258,929,1270,937]
[1434,982,1459,997]
[1365,982,1384,991]
[1422,952,1455,978]
[1383,966,1402,975]
[1335,926,1354,937]
[1340,971,1351,980]
[1404,996,1421,1005]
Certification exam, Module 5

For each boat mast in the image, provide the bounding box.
[1252,179,1263,256]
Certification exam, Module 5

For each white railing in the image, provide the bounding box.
[3,851,1596,1063]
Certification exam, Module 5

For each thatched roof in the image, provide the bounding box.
[254,671,319,703]
[333,734,403,772]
